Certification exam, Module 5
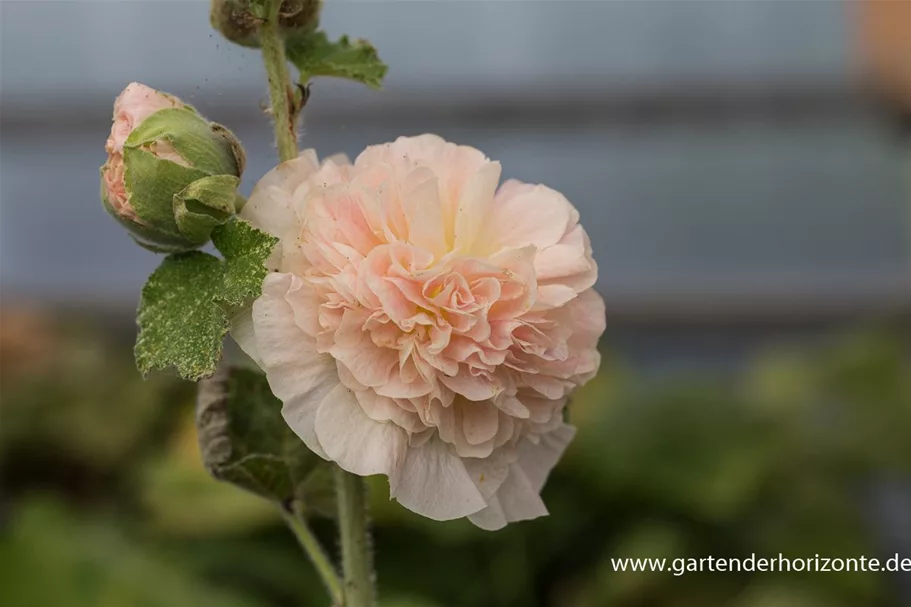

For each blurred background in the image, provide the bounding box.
[1,1,910,606]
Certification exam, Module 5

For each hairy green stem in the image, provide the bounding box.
[335,467,375,607]
[281,503,344,605]
[259,3,345,605]
[259,4,376,605]
[259,0,298,163]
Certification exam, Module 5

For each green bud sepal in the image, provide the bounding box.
[126,108,245,177]
[174,175,246,244]
[102,104,247,253]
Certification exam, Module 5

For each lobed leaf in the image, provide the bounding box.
[213,218,279,308]
[287,30,388,89]
[135,218,277,380]
[135,252,228,381]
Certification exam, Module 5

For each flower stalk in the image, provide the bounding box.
[259,0,299,163]
[257,3,377,604]
[280,502,344,605]
[335,467,375,607]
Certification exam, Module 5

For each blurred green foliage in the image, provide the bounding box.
[0,499,267,607]
[1,309,909,607]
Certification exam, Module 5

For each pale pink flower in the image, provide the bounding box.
[101,82,184,220]
[235,135,605,529]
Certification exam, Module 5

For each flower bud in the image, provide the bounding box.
[100,83,246,252]
[210,0,322,48]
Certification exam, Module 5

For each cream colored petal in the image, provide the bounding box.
[390,437,486,520]
[405,173,448,258]
[453,161,501,253]
[322,152,352,168]
[534,284,580,310]
[516,423,576,492]
[253,273,339,459]
[469,463,548,530]
[440,370,501,402]
[461,399,500,445]
[467,496,507,530]
[486,184,574,252]
[284,275,322,338]
[255,149,320,192]
[356,389,426,434]
[241,150,319,237]
[494,394,531,419]
[229,305,263,369]
[282,382,335,461]
[463,448,514,501]
[240,186,296,239]
[535,243,593,283]
[330,310,398,389]
[315,383,407,476]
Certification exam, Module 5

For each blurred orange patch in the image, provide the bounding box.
[857,0,911,109]
[0,306,58,381]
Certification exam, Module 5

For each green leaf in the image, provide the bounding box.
[135,218,277,381]
[135,252,228,381]
[287,30,388,89]
[196,365,333,511]
[212,218,279,308]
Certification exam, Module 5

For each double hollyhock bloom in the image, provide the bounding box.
[101,83,245,252]
[234,135,605,529]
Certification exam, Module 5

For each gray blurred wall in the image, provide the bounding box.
[2,0,909,313]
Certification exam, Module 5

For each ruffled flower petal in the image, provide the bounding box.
[469,463,548,530]
[252,273,340,459]
[315,383,407,476]
[390,437,486,520]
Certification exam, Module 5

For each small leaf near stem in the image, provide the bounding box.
[335,467,375,607]
[196,365,327,503]
[259,0,299,163]
[197,364,342,602]
[287,30,388,89]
